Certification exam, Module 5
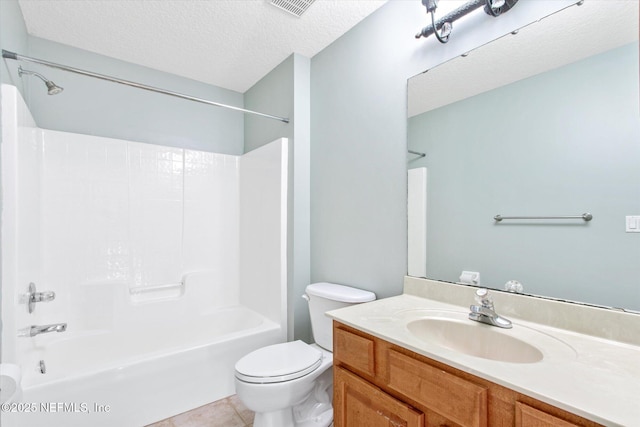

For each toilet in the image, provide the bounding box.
[234,282,376,427]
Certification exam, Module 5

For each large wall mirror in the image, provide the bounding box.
[407,0,640,311]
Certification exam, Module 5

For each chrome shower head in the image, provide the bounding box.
[18,66,63,95]
[45,80,64,95]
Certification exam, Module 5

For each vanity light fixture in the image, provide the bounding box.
[416,0,520,43]
[486,0,507,17]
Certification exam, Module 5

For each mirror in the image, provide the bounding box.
[407,1,640,311]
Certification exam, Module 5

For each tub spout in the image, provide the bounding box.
[20,323,67,337]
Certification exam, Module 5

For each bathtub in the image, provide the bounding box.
[2,305,282,427]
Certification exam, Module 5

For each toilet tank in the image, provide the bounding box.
[305,282,376,351]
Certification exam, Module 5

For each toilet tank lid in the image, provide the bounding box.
[306,283,376,303]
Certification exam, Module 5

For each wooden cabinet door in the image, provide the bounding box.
[335,366,424,427]
[386,349,488,427]
[334,325,376,377]
[515,402,581,427]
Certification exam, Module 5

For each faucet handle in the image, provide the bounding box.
[26,282,56,314]
[474,288,494,309]
[33,291,56,302]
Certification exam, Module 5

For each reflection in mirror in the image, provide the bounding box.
[407,1,640,311]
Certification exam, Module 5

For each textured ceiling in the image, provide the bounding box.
[17,0,387,93]
[409,0,640,117]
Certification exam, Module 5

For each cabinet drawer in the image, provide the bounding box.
[335,366,424,427]
[387,349,487,427]
[515,402,581,427]
[334,325,375,377]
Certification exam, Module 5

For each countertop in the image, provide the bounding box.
[327,284,640,426]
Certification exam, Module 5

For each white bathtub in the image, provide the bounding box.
[2,305,282,427]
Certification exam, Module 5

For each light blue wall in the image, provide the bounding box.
[21,36,244,153]
[408,43,640,310]
[244,54,294,152]
[310,3,415,298]
[245,53,312,342]
[309,1,575,298]
[0,0,29,89]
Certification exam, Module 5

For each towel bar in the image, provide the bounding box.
[494,213,593,222]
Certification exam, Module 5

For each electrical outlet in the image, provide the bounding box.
[626,216,640,233]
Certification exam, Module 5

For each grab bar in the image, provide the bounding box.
[129,282,183,295]
[494,213,593,222]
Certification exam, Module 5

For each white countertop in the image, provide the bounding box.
[327,289,640,426]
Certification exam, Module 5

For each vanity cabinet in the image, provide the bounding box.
[333,321,601,427]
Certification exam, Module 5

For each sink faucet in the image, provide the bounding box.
[20,323,67,337]
[469,288,512,329]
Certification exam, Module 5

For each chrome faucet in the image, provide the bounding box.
[20,323,67,337]
[469,288,512,329]
[26,282,56,313]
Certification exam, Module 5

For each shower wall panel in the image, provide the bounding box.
[239,139,288,326]
[36,131,242,325]
[41,132,131,291]
[129,143,185,290]
[1,85,39,364]
[184,150,240,312]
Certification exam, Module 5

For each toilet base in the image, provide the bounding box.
[293,367,333,427]
[253,406,332,427]
[294,406,333,427]
[251,367,333,427]
[254,408,295,427]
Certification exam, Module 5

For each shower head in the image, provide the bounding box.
[44,80,64,95]
[18,66,63,95]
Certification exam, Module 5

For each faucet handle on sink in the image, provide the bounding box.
[474,288,494,310]
[469,288,512,329]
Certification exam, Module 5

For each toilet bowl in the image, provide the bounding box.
[234,283,375,427]
[235,341,333,427]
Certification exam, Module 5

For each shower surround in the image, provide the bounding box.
[0,84,288,426]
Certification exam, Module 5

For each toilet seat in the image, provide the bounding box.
[235,340,323,384]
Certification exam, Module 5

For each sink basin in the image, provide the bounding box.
[406,315,544,363]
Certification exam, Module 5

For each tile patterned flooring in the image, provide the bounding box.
[147,395,254,427]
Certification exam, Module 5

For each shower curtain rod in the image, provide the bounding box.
[2,49,290,124]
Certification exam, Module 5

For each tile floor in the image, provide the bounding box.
[147,395,254,427]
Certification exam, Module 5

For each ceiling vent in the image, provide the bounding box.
[269,0,316,17]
